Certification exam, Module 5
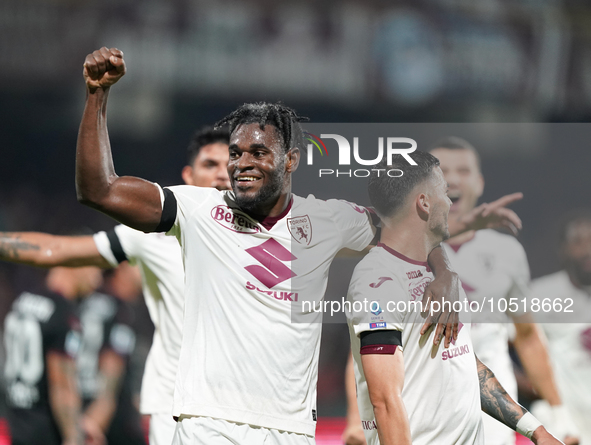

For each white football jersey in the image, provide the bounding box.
[347,243,484,445]
[165,185,375,436]
[530,271,591,444]
[94,225,184,415]
[443,230,530,445]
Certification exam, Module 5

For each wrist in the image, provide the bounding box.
[86,86,109,101]
[530,425,548,444]
[517,412,543,440]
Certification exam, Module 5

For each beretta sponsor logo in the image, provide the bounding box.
[211,205,260,234]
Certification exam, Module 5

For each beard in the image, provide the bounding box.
[233,163,286,215]
[566,258,591,286]
[429,205,450,242]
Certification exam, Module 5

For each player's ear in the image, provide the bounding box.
[181,165,195,186]
[416,192,430,221]
[286,147,300,173]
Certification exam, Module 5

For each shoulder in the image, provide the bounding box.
[350,248,403,291]
[474,230,527,259]
[293,194,366,214]
[113,223,145,241]
[530,271,569,293]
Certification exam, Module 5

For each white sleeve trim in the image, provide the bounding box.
[92,231,119,268]
[155,183,165,210]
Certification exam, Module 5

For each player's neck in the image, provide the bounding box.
[246,192,292,220]
[380,221,439,263]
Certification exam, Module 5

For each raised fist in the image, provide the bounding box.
[83,47,126,91]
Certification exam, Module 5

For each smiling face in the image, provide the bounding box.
[228,123,298,215]
[430,147,484,218]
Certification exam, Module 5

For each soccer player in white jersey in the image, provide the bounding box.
[347,153,561,445]
[530,212,591,444]
[430,137,576,445]
[0,125,231,445]
[74,47,492,445]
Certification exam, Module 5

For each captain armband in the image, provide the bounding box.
[359,329,402,355]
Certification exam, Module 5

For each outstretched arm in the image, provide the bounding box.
[76,47,163,232]
[476,356,563,445]
[0,232,110,268]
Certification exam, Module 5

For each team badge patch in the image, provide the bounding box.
[288,215,312,245]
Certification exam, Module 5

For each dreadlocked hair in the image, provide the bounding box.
[215,102,309,152]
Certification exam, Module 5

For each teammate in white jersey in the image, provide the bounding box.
[347,154,561,445]
[430,137,575,445]
[0,125,231,445]
[530,212,591,444]
[74,47,502,444]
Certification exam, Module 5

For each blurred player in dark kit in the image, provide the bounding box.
[4,267,92,445]
[75,263,146,445]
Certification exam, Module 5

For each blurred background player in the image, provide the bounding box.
[4,269,85,445]
[346,154,560,445]
[530,211,591,444]
[429,136,575,445]
[0,125,231,445]
[72,263,145,445]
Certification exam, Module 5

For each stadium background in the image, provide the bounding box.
[1,0,591,443]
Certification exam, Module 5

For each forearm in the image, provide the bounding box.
[84,351,125,431]
[477,357,527,428]
[50,386,83,444]
[513,327,562,406]
[373,397,411,445]
[0,232,110,268]
[0,233,43,266]
[48,355,83,445]
[76,88,117,208]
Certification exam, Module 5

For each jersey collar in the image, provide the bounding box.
[259,197,293,230]
[377,242,430,270]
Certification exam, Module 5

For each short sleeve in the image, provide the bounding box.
[327,199,376,252]
[93,231,119,267]
[346,268,406,337]
[46,300,80,359]
[163,185,221,238]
